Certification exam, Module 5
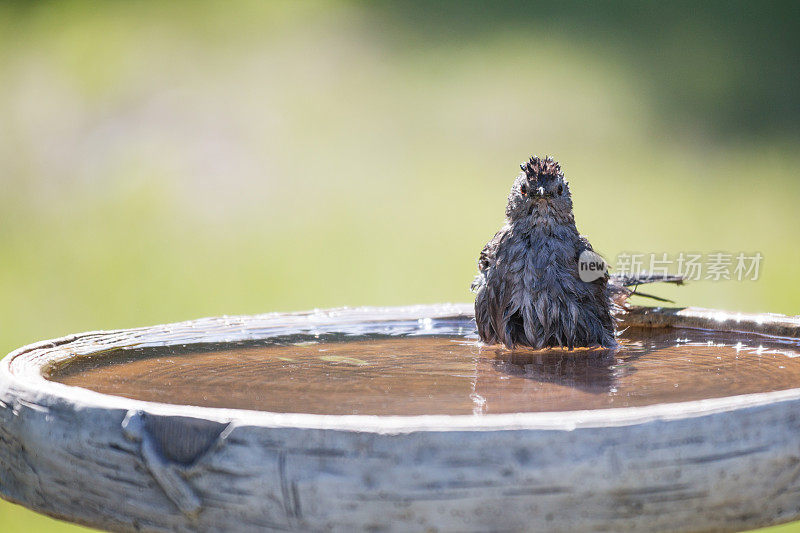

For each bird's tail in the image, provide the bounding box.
[611,271,685,304]
[612,272,685,287]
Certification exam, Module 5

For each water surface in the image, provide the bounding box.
[47,328,800,415]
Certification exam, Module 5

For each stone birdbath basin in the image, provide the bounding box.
[1,304,800,532]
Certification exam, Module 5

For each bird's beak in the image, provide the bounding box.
[534,186,545,198]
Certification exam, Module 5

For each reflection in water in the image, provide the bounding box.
[491,350,627,393]
[48,327,800,416]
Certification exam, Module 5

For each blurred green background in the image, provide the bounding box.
[1,1,798,531]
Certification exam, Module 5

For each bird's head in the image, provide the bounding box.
[506,156,573,222]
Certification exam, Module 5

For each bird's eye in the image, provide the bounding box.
[557,184,564,196]
[520,183,528,196]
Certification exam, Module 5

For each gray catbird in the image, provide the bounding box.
[472,156,682,349]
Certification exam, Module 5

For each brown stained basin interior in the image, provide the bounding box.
[44,326,800,416]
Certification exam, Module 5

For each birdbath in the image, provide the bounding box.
[1,304,800,532]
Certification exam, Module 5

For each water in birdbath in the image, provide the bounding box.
[46,328,800,415]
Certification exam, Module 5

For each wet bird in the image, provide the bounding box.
[472,156,682,349]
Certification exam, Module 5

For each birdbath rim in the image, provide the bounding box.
[4,303,800,434]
